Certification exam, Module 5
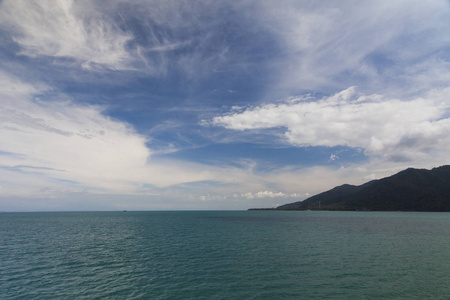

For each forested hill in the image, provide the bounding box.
[276,165,450,212]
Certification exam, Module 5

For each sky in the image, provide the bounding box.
[1,0,450,211]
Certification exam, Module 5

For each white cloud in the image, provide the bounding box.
[254,0,450,93]
[0,0,134,70]
[0,72,299,204]
[0,72,148,193]
[211,87,450,162]
[234,190,306,200]
[0,72,226,198]
[3,0,449,88]
[0,0,250,77]
[2,1,450,211]
[1,74,445,209]
[239,191,287,199]
[0,71,47,98]
[328,154,339,162]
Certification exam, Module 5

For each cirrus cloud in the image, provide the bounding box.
[0,0,134,70]
[255,0,450,94]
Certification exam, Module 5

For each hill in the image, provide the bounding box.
[275,165,450,211]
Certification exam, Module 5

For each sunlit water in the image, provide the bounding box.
[1,211,450,299]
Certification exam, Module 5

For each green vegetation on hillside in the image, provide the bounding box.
[275,166,450,212]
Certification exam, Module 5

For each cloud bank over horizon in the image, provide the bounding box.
[1,0,450,210]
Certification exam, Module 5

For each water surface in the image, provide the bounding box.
[1,211,449,299]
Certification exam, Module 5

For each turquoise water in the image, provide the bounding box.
[1,211,450,299]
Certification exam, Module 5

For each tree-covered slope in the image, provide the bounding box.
[276,165,450,211]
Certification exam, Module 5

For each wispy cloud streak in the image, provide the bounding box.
[0,0,133,70]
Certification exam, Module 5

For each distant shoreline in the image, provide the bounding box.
[250,165,450,212]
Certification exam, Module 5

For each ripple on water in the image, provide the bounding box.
[1,211,450,299]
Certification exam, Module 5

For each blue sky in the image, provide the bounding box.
[1,0,450,211]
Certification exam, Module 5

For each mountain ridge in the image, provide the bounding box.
[273,165,450,211]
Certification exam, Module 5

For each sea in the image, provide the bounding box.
[1,211,449,299]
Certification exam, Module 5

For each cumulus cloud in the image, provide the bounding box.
[193,190,306,210]
[211,87,450,162]
[0,0,133,70]
[236,190,304,200]
[238,191,286,199]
